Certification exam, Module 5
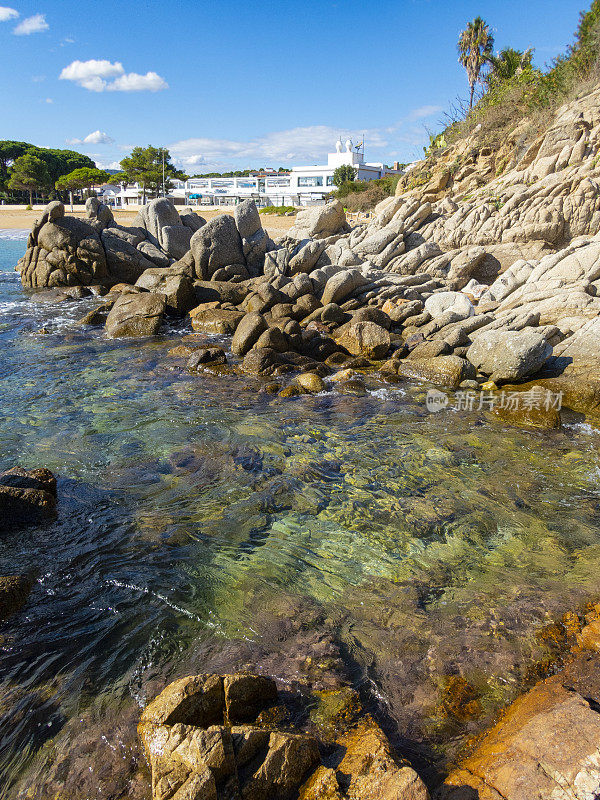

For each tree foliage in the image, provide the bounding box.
[458,17,494,109]
[332,165,357,187]
[119,146,186,199]
[485,48,533,88]
[0,140,95,195]
[55,167,111,193]
[7,153,52,204]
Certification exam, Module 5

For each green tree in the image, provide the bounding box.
[458,17,495,109]
[119,146,186,203]
[55,167,111,207]
[0,140,95,194]
[7,153,51,205]
[332,165,357,187]
[485,47,533,87]
[0,141,33,189]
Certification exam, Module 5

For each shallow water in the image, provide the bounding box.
[1,235,600,795]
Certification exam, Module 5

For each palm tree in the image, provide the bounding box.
[458,17,495,110]
[485,47,533,86]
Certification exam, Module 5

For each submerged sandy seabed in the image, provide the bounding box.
[0,206,296,237]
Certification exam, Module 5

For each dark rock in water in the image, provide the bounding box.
[77,301,114,326]
[187,347,228,370]
[0,574,35,620]
[241,347,285,376]
[105,293,166,337]
[138,673,427,800]
[135,268,196,315]
[0,466,57,531]
[231,445,263,473]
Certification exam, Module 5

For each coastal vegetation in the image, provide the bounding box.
[110,145,186,203]
[258,204,296,215]
[0,140,94,203]
[55,167,112,205]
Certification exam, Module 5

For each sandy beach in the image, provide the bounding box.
[0,205,296,237]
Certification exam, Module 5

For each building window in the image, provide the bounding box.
[237,180,257,188]
[266,178,291,188]
[298,176,323,187]
[211,179,234,187]
[326,176,335,186]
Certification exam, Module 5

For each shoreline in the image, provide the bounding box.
[0,206,296,237]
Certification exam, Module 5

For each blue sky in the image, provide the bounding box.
[0,0,590,172]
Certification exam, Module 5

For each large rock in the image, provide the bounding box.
[193,280,249,307]
[135,268,196,315]
[105,293,166,337]
[139,675,427,800]
[321,269,369,305]
[85,196,114,231]
[424,291,474,321]
[467,328,552,382]
[336,321,390,360]
[134,198,193,259]
[231,312,269,356]
[0,466,57,531]
[101,229,158,285]
[180,209,206,232]
[396,355,476,389]
[20,214,109,288]
[288,200,348,240]
[190,215,245,280]
[234,200,270,273]
[189,306,244,334]
[441,666,600,800]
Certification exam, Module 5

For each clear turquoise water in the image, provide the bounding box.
[2,235,600,795]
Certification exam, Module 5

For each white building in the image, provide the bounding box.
[99,139,400,208]
[290,138,396,203]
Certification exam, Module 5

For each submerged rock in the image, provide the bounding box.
[0,574,35,620]
[0,466,57,531]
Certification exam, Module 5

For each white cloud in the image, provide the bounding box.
[169,124,400,170]
[170,110,443,170]
[84,130,114,144]
[170,126,389,167]
[32,74,46,82]
[59,59,124,91]
[106,71,168,92]
[44,97,53,104]
[0,6,18,21]
[67,130,115,145]
[95,160,121,171]
[13,13,48,35]
[59,59,167,92]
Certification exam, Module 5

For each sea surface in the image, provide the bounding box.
[2,233,600,795]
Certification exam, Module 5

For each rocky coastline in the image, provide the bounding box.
[8,86,600,799]
[15,88,600,427]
